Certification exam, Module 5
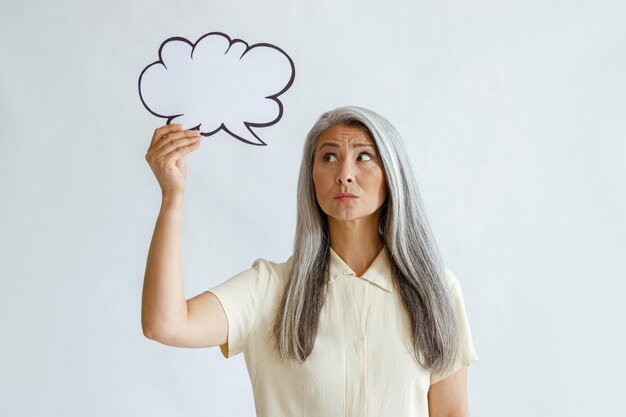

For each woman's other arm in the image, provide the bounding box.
[428,367,470,417]
[141,124,227,348]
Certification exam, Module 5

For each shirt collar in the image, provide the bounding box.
[327,246,394,293]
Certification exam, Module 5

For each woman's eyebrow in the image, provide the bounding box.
[319,142,376,149]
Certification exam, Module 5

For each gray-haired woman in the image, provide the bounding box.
[142,106,478,417]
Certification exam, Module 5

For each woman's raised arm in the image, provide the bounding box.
[141,124,228,348]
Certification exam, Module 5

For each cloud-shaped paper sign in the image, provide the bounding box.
[138,32,295,146]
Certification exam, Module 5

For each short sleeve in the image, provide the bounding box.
[206,258,273,359]
[429,268,479,385]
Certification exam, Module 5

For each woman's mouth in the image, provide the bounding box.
[334,193,357,202]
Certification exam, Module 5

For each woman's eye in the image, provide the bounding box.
[323,153,337,162]
[358,152,373,161]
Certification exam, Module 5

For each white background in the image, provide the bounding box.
[1,0,624,416]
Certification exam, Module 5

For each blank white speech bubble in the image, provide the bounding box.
[138,31,295,145]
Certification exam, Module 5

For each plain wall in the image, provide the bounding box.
[1,0,624,415]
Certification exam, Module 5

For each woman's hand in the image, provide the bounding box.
[145,124,202,196]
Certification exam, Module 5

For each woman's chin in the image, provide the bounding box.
[327,211,378,224]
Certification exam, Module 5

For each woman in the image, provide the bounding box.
[142,106,478,417]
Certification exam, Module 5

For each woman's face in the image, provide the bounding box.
[312,124,387,224]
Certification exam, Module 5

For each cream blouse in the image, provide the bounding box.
[207,247,478,417]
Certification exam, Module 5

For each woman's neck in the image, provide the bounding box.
[328,214,384,276]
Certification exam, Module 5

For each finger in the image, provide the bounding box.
[160,140,202,163]
[154,129,202,154]
[149,128,200,158]
[151,123,184,147]
[146,130,200,163]
[153,135,202,159]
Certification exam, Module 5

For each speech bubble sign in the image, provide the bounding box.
[138,31,295,146]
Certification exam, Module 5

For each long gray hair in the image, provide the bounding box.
[271,106,458,374]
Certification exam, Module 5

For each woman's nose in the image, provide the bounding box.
[336,163,354,184]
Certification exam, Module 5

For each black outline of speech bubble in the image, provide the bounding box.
[138,31,296,146]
